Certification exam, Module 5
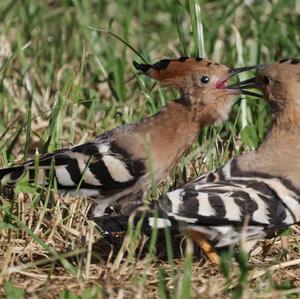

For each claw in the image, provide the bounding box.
[186,230,220,265]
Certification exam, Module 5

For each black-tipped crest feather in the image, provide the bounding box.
[133,60,151,73]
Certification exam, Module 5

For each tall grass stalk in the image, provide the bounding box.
[232,25,248,129]
[189,0,206,57]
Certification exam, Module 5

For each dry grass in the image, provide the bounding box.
[1,177,300,298]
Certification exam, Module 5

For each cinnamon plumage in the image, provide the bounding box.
[98,59,300,263]
[0,57,245,217]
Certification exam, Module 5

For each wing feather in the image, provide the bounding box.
[0,139,146,193]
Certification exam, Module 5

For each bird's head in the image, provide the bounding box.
[227,59,300,113]
[134,57,256,123]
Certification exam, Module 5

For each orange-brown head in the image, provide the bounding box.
[134,57,256,124]
[133,57,234,96]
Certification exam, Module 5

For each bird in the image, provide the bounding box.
[0,57,251,218]
[97,59,300,264]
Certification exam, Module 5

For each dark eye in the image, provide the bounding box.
[262,75,270,85]
[200,75,210,84]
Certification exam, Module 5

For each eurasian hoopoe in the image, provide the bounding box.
[98,59,300,264]
[0,57,250,217]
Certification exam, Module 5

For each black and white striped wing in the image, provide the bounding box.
[161,160,300,247]
[0,137,146,196]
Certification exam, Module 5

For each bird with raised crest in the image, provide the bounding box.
[0,57,250,217]
[97,59,300,264]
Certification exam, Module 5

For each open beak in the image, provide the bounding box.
[228,64,264,76]
[226,77,263,98]
[215,64,263,92]
[225,64,266,98]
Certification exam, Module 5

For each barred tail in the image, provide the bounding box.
[0,166,26,187]
[94,202,178,236]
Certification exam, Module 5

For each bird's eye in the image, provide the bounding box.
[200,75,210,84]
[262,75,271,85]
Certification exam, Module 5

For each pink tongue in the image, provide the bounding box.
[216,79,227,89]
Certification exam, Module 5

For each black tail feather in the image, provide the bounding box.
[94,201,179,237]
[0,166,25,180]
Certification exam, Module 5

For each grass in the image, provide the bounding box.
[0,0,300,298]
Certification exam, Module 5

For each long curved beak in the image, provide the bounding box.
[227,64,266,98]
[228,64,264,76]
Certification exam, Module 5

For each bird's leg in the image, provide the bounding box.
[280,236,290,260]
[186,230,220,265]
